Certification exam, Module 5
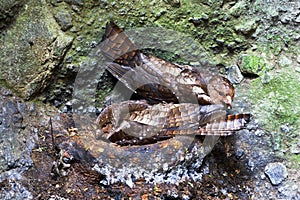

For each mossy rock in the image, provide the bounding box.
[249,67,300,137]
[0,0,73,99]
[238,54,270,76]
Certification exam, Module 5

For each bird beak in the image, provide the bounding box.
[225,96,232,109]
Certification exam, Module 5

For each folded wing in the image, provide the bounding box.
[96,101,250,145]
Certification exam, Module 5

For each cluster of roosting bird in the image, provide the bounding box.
[96,22,251,146]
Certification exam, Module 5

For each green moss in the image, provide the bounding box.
[143,49,187,64]
[256,31,295,57]
[234,19,257,34]
[249,68,300,139]
[95,87,113,107]
[63,0,250,66]
[0,80,21,96]
[239,55,269,76]
[291,154,300,169]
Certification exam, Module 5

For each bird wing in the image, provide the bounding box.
[100,22,215,104]
[97,101,250,145]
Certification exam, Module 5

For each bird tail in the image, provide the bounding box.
[197,113,251,136]
[100,21,142,67]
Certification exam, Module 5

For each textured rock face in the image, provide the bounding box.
[0,0,299,199]
[0,87,33,173]
[0,0,73,100]
[0,87,35,199]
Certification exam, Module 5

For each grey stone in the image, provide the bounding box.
[235,148,244,159]
[280,15,291,24]
[11,113,23,124]
[0,109,32,173]
[295,15,300,23]
[297,55,300,64]
[260,72,271,84]
[248,159,255,171]
[279,55,292,67]
[260,172,266,180]
[4,100,19,115]
[229,0,247,17]
[280,124,290,134]
[0,175,33,200]
[54,10,73,31]
[278,183,299,199]
[290,144,300,154]
[17,102,28,114]
[227,65,244,84]
[234,19,257,35]
[254,129,264,137]
[0,87,38,199]
[264,162,288,185]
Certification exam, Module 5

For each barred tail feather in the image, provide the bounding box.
[197,113,251,136]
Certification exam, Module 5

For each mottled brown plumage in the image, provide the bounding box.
[97,22,250,146]
[100,22,235,107]
[96,100,250,146]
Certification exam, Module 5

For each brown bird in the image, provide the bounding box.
[100,22,235,107]
[96,100,250,146]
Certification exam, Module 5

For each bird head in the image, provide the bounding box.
[207,76,235,108]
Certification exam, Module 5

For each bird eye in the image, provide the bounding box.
[218,91,224,96]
